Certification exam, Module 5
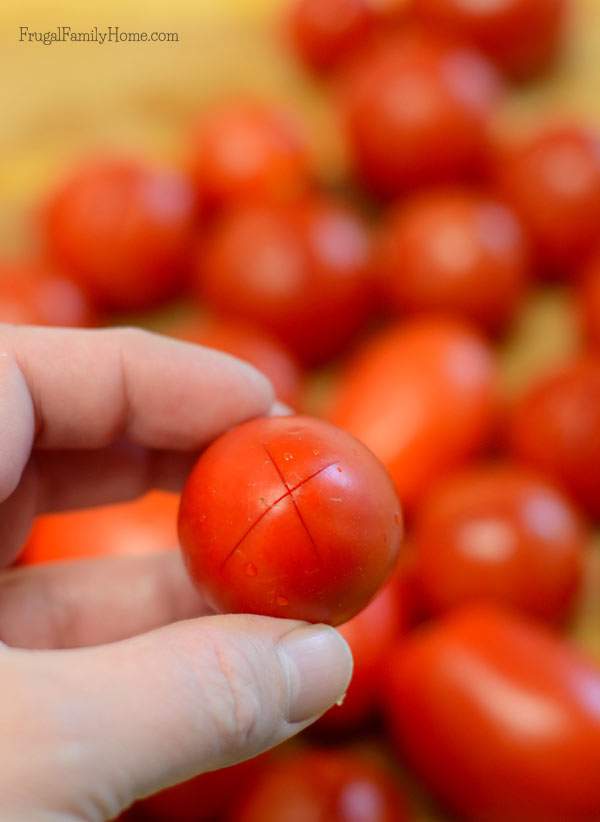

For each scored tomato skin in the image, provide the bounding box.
[329,317,498,512]
[43,156,196,311]
[385,605,600,822]
[375,189,530,333]
[194,197,373,365]
[178,415,402,626]
[413,464,586,623]
[579,254,600,351]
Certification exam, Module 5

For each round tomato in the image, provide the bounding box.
[579,253,600,351]
[43,156,196,311]
[385,605,600,821]
[178,415,402,625]
[194,197,373,365]
[329,318,498,512]
[508,357,600,519]
[21,492,180,564]
[411,0,568,80]
[375,189,530,333]
[413,464,586,622]
[339,30,502,196]
[187,100,311,210]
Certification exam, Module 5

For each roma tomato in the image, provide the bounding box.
[375,189,530,333]
[413,464,586,622]
[579,253,600,350]
[339,31,502,196]
[498,126,600,277]
[0,261,96,327]
[329,318,498,512]
[187,100,311,210]
[178,415,402,625]
[43,156,196,311]
[385,605,600,821]
[411,0,568,80]
[230,749,411,822]
[21,492,179,564]
[508,357,600,519]
[194,197,373,365]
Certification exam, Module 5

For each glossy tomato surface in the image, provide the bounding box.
[43,156,195,311]
[375,189,529,333]
[178,415,402,625]
[194,197,373,365]
[329,318,498,512]
[21,492,179,564]
[340,30,502,196]
[509,357,600,519]
[385,605,600,821]
[413,464,586,622]
[579,253,600,350]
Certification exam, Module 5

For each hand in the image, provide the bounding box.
[0,325,353,821]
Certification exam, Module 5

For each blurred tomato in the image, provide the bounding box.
[411,0,568,80]
[194,197,373,365]
[339,30,502,196]
[386,605,600,821]
[375,189,529,333]
[329,318,498,511]
[413,464,586,622]
[43,156,195,311]
[509,357,600,519]
[0,261,96,327]
[188,100,311,210]
[21,492,179,564]
[579,253,600,350]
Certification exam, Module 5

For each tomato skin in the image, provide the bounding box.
[194,197,373,365]
[411,0,568,80]
[43,157,196,311]
[21,492,179,564]
[339,31,502,197]
[375,189,530,333]
[579,254,600,351]
[329,318,498,512]
[178,415,402,626]
[188,100,311,211]
[413,465,586,622]
[385,605,600,821]
[230,749,411,822]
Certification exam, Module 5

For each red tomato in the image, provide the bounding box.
[375,189,530,333]
[43,156,195,311]
[579,253,600,351]
[411,0,568,80]
[178,415,402,625]
[329,318,498,512]
[339,30,502,196]
[173,318,303,408]
[21,492,179,564]
[508,357,600,519]
[0,261,97,327]
[385,605,600,821]
[188,100,311,210]
[498,126,600,278]
[194,197,373,365]
[230,749,411,822]
[413,464,586,622]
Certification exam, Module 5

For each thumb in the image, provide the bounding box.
[1,614,352,821]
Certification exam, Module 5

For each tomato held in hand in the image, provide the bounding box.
[375,189,530,333]
[579,253,600,351]
[412,0,568,80]
[413,464,586,622]
[339,31,502,196]
[329,318,498,512]
[508,357,600,519]
[178,415,402,625]
[43,156,196,311]
[194,197,373,365]
[21,492,179,564]
[385,605,600,821]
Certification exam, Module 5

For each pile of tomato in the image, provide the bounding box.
[7,0,600,818]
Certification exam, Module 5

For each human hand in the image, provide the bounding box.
[0,325,352,821]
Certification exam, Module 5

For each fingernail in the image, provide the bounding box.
[277,624,353,723]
